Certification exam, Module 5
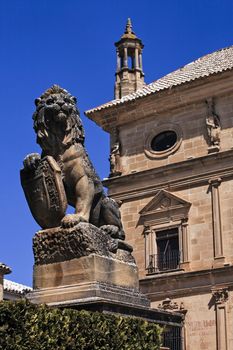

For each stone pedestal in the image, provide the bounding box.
[27,223,184,328]
[27,254,184,327]
[29,222,147,310]
[33,255,138,290]
[28,254,150,309]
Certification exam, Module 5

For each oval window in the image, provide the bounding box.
[151,131,177,152]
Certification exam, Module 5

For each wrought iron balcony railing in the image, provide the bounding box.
[146,250,181,274]
[163,326,183,350]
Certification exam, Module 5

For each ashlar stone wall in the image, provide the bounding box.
[119,93,233,175]
[102,72,233,350]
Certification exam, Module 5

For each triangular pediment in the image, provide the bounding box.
[139,190,191,217]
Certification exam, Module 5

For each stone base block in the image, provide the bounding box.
[28,254,184,327]
[33,254,139,290]
[28,281,150,309]
[29,254,149,308]
[27,282,184,327]
[212,256,225,268]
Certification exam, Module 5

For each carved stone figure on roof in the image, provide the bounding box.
[109,128,122,177]
[205,97,221,152]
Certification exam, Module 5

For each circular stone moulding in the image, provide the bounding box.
[144,124,182,159]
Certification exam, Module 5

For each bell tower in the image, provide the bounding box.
[114,18,145,99]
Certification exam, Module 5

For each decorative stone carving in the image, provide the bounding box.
[212,287,228,304]
[158,298,179,311]
[33,222,135,265]
[205,97,221,152]
[140,190,191,271]
[21,85,133,263]
[21,156,67,228]
[139,189,191,224]
[158,298,186,313]
[109,128,122,177]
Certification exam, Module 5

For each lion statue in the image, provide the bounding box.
[23,85,125,240]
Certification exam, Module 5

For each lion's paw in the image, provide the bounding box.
[61,214,87,228]
[100,225,125,240]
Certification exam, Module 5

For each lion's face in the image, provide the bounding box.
[33,85,85,153]
[36,92,77,125]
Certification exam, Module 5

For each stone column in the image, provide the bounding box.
[212,288,228,350]
[139,53,143,70]
[116,50,121,71]
[134,48,139,69]
[123,47,128,68]
[181,218,190,263]
[144,226,150,270]
[144,227,156,273]
[209,178,223,258]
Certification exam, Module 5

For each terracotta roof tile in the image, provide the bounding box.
[4,279,32,295]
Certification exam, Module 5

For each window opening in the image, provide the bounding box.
[120,56,124,69]
[147,228,181,273]
[151,131,177,152]
[127,56,134,69]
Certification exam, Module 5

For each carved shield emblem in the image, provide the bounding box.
[20,156,67,229]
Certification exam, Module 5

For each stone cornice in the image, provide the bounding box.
[86,71,233,132]
[139,265,233,300]
[103,149,233,201]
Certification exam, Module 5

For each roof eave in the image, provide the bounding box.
[85,67,233,118]
[85,69,233,132]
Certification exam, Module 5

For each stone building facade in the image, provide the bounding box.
[86,20,233,350]
[0,262,31,301]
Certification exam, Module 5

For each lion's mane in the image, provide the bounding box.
[33,85,85,148]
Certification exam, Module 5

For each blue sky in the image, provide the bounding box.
[1,0,233,286]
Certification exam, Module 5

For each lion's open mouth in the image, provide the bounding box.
[52,111,67,123]
[58,111,67,118]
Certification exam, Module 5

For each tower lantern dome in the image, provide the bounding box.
[114,18,145,99]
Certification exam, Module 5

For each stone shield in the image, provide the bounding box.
[20,156,67,229]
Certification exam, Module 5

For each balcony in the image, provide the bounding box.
[146,250,181,274]
[162,326,183,350]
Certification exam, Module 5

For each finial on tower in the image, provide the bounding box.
[121,18,137,39]
[126,18,132,32]
[114,19,145,99]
